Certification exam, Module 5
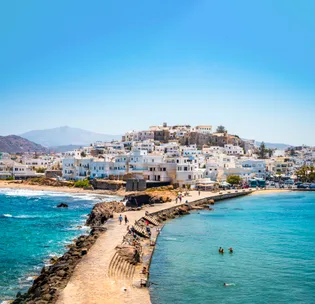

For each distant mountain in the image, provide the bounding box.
[20,126,121,147]
[255,141,292,150]
[49,145,83,153]
[0,135,48,153]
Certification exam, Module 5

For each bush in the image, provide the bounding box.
[74,179,90,188]
[5,176,14,180]
[35,167,46,173]
[226,175,242,185]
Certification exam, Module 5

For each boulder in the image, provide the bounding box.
[115,245,140,264]
[57,203,68,208]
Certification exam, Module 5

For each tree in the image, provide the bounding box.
[226,175,242,185]
[289,148,295,157]
[80,151,86,158]
[258,142,267,159]
[216,125,226,133]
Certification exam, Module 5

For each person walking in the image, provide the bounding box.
[124,215,128,225]
[118,214,123,225]
[175,197,178,204]
[198,190,201,196]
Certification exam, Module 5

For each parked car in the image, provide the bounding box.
[297,184,309,189]
[309,184,315,189]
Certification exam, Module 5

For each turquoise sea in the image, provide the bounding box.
[150,192,315,304]
[0,188,119,302]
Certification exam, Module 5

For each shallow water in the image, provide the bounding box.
[150,192,315,304]
[0,188,120,301]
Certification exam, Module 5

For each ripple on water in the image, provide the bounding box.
[150,192,315,304]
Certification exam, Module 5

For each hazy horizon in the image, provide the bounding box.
[1,0,314,146]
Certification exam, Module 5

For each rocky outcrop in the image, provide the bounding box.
[86,201,125,227]
[125,194,172,207]
[13,227,106,304]
[57,203,68,208]
[115,245,140,264]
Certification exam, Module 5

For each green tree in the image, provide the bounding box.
[289,148,295,157]
[258,142,267,159]
[216,125,226,133]
[80,151,87,158]
[226,175,242,185]
[35,167,46,173]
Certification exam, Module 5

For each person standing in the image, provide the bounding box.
[118,214,123,225]
[124,215,128,225]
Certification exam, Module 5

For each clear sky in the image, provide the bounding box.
[1,0,314,145]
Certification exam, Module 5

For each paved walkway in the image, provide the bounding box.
[57,190,248,304]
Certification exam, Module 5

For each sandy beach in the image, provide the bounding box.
[249,189,291,195]
[0,180,127,197]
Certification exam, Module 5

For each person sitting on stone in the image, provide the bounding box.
[141,266,149,275]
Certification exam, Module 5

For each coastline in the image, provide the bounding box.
[7,186,293,304]
[56,189,252,304]
[0,180,127,197]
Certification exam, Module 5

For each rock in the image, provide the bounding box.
[42,294,52,301]
[115,245,140,264]
[49,256,58,264]
[81,248,88,255]
[57,203,68,208]
[86,201,125,226]
[57,270,66,277]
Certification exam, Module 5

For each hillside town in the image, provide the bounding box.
[1,123,315,189]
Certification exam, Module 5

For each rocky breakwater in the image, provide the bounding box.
[156,199,215,221]
[13,201,125,304]
[125,193,172,208]
[86,200,125,226]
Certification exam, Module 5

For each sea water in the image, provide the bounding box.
[0,188,120,302]
[150,192,315,304]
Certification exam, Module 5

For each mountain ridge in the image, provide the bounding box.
[0,135,48,153]
[20,126,121,147]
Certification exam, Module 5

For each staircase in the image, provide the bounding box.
[133,222,150,238]
[108,252,135,281]
[143,215,160,226]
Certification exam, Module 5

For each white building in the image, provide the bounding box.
[175,156,204,186]
[224,144,244,155]
[194,125,212,134]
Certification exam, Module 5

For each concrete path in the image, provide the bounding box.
[57,190,249,304]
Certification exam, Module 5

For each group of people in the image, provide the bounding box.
[218,247,233,254]
[175,194,183,204]
[118,214,128,225]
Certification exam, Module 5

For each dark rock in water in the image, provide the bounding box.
[57,203,68,208]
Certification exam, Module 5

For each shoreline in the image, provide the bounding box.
[0,180,127,197]
[56,189,253,304]
[6,186,296,303]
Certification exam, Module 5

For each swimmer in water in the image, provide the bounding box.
[224,283,235,287]
[229,247,233,253]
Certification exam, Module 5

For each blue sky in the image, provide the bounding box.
[1,0,314,145]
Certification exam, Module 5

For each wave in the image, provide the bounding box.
[0,188,110,201]
[0,214,37,219]
[163,237,177,241]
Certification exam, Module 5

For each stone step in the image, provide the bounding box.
[108,252,119,278]
[143,215,160,226]
[134,223,150,238]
